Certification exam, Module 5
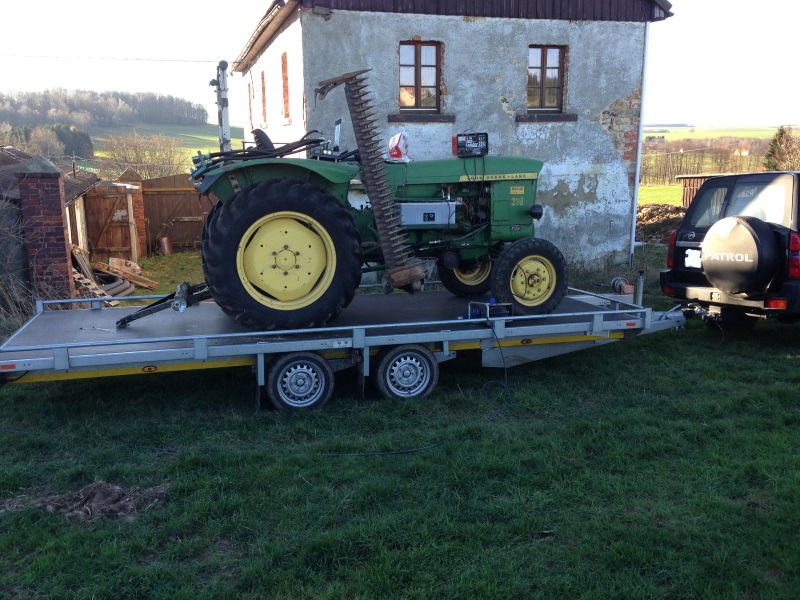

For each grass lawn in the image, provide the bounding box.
[2,248,799,598]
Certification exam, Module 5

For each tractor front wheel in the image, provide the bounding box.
[202,179,363,330]
[490,238,567,316]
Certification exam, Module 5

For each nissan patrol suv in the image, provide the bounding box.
[660,171,800,329]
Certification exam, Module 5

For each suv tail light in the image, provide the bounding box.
[666,230,677,269]
[789,233,800,280]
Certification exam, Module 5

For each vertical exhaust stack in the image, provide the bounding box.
[211,60,231,153]
[315,70,427,292]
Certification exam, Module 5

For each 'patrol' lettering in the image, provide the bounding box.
[703,252,754,263]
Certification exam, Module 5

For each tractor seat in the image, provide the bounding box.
[252,129,276,151]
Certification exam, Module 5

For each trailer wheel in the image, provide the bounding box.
[490,238,567,315]
[437,257,493,297]
[266,352,334,410]
[202,179,363,330]
[374,344,439,400]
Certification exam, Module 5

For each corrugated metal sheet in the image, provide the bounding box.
[301,0,671,22]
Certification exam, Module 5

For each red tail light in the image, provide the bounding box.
[766,298,788,310]
[789,233,800,280]
[666,230,677,269]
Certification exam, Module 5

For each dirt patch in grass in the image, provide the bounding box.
[1,481,168,523]
[636,203,685,244]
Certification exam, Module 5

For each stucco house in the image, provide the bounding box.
[230,0,673,266]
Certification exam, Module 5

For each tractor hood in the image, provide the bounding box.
[385,156,544,189]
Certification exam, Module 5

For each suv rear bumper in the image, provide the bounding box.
[660,270,800,315]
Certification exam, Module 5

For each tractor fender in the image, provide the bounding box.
[197,158,360,204]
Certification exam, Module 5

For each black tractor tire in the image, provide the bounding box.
[266,352,334,410]
[702,216,780,294]
[202,179,363,330]
[490,238,568,316]
[436,256,493,297]
[374,344,439,400]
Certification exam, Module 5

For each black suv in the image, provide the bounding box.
[660,171,800,328]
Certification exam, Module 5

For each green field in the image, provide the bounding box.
[637,185,682,206]
[91,124,246,163]
[643,125,785,141]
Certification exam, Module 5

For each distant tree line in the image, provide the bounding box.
[2,124,94,158]
[640,128,800,186]
[0,89,208,129]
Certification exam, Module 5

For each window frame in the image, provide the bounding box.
[398,41,442,114]
[526,45,567,114]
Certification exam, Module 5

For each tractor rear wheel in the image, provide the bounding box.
[202,179,363,330]
[437,257,492,297]
[490,238,567,316]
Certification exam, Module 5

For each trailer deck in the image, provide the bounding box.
[0,290,685,409]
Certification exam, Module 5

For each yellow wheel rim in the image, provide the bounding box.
[453,260,492,286]
[509,255,557,306]
[236,211,336,310]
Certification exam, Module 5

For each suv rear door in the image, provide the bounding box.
[673,173,797,285]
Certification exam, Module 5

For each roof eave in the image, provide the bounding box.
[233,0,300,74]
[651,0,673,21]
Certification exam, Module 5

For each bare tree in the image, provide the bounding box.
[0,121,12,147]
[100,130,188,180]
[24,127,65,158]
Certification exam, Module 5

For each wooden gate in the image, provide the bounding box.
[142,175,216,251]
[84,187,134,263]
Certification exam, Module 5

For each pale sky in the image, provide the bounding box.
[1,1,797,128]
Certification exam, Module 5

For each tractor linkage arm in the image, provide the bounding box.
[115,282,212,329]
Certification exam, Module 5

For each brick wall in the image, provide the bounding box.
[15,156,74,298]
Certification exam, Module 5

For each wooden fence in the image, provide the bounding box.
[141,174,216,252]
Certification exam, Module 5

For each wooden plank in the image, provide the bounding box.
[70,245,96,283]
[93,262,159,290]
[72,269,120,307]
[108,258,143,276]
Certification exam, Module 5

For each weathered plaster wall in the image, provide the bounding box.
[254,9,647,265]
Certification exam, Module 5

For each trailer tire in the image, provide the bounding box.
[437,256,493,297]
[374,344,439,400]
[490,238,567,315]
[202,179,363,330]
[267,352,334,410]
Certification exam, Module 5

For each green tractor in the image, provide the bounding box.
[190,70,567,330]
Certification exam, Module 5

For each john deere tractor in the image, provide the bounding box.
[190,70,567,330]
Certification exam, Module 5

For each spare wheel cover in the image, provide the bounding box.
[702,216,779,294]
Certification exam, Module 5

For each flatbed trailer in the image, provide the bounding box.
[0,289,685,410]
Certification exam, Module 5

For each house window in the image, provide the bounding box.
[399,42,441,112]
[527,46,565,112]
